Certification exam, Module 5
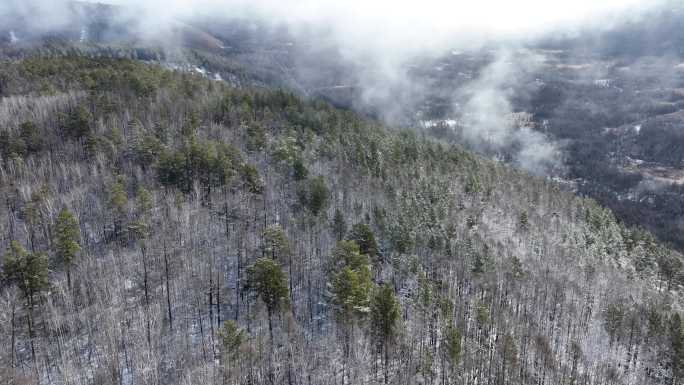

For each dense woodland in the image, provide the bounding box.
[0,56,683,385]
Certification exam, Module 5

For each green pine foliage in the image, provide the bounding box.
[443,325,462,367]
[670,314,684,381]
[261,225,291,262]
[348,223,379,258]
[3,241,48,300]
[54,208,80,286]
[331,209,347,241]
[247,258,289,314]
[371,284,400,343]
[299,176,329,216]
[330,241,373,314]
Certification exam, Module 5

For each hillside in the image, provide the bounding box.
[0,56,682,385]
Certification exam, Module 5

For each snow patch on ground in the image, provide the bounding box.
[420,119,459,129]
[594,79,612,88]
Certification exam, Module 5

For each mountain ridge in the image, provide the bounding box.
[0,54,681,385]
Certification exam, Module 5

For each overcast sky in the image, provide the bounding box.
[112,0,658,33]
[3,0,665,55]
[102,0,663,55]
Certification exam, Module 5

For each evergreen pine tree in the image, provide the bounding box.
[371,284,400,384]
[348,223,378,258]
[670,313,684,382]
[3,241,48,362]
[247,258,289,341]
[54,208,80,288]
[332,208,347,241]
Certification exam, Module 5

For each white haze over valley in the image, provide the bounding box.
[113,0,657,47]
[1,0,670,175]
[7,0,662,61]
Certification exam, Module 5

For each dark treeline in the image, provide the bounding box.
[0,57,682,385]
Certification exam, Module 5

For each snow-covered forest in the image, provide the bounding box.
[0,56,682,385]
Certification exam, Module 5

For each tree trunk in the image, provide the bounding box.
[142,244,151,346]
[217,270,221,328]
[209,274,215,338]
[268,307,274,344]
[384,338,389,384]
[27,294,36,363]
[10,300,16,367]
[267,307,275,385]
[164,241,173,331]
[67,265,72,290]
[198,305,207,361]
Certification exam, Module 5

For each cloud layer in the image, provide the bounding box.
[2,0,670,176]
[109,0,662,177]
[109,0,662,56]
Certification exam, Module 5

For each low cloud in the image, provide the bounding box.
[456,50,562,175]
[1,0,670,176]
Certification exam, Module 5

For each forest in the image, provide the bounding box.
[0,56,683,385]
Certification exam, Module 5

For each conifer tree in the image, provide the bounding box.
[348,223,378,258]
[670,313,684,382]
[3,241,48,362]
[247,258,289,341]
[371,284,400,384]
[301,176,329,216]
[240,164,264,195]
[218,320,245,383]
[108,176,128,240]
[3,241,49,305]
[332,266,372,313]
[443,325,461,377]
[23,187,49,252]
[332,208,347,241]
[330,245,373,385]
[500,333,519,384]
[292,158,308,180]
[472,244,492,276]
[60,105,92,140]
[54,208,80,288]
[604,302,625,346]
[261,225,290,262]
[331,241,373,316]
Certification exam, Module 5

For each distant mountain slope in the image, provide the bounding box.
[0,1,228,51]
[536,1,684,58]
[0,56,682,385]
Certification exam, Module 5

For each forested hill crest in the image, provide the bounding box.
[0,56,682,385]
